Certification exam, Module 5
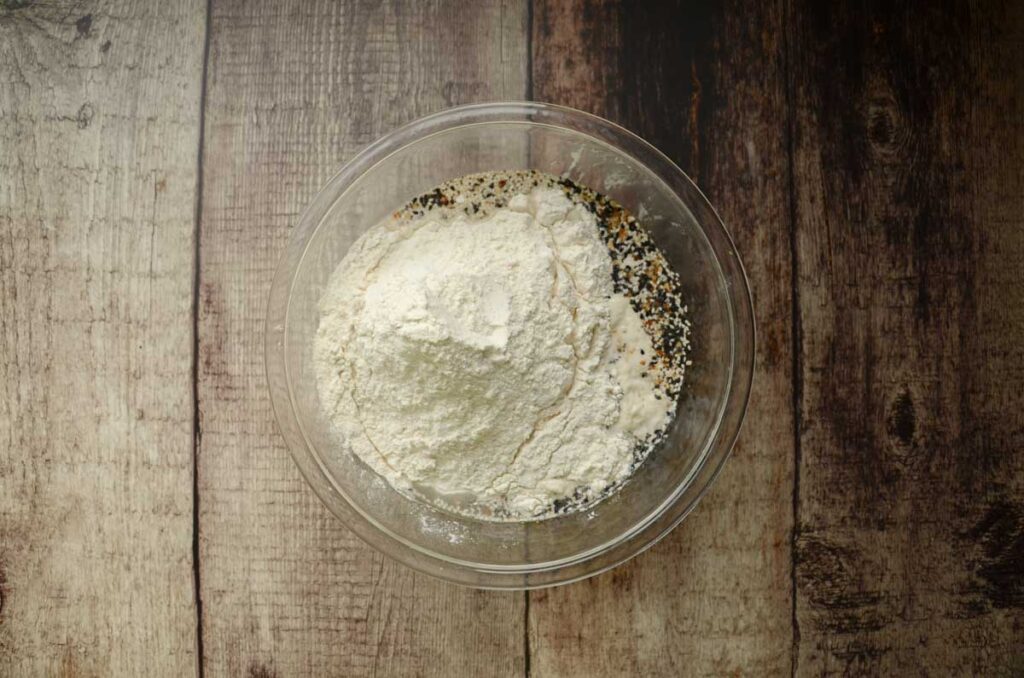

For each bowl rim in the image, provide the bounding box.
[265,101,755,589]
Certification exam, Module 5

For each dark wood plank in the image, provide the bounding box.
[790,0,1024,673]
[0,1,205,675]
[197,1,529,676]
[531,1,796,674]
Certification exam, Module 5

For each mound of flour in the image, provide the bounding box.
[314,183,669,520]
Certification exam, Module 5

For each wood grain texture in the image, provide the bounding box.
[790,0,1024,674]
[530,1,795,675]
[0,1,205,675]
[196,1,528,676]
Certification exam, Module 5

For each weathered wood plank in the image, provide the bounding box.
[790,0,1024,674]
[0,1,205,675]
[197,1,528,676]
[530,1,795,675]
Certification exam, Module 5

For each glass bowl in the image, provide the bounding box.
[266,102,754,589]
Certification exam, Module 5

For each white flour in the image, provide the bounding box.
[315,185,671,520]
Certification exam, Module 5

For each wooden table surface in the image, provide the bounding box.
[2,1,1022,676]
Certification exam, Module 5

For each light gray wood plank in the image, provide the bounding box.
[0,1,206,675]
[197,1,528,676]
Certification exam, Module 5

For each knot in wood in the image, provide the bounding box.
[865,94,906,159]
[885,385,916,449]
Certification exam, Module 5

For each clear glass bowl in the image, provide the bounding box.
[266,102,754,589]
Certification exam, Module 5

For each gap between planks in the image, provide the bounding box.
[782,0,802,675]
[191,0,214,675]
